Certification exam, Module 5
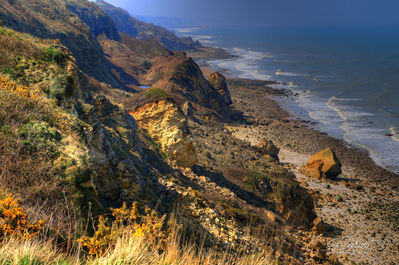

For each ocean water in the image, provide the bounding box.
[175,25,399,174]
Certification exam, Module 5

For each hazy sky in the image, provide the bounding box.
[102,0,399,26]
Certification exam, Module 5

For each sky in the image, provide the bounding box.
[102,0,399,26]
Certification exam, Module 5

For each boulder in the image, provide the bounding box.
[312,217,327,234]
[256,139,279,159]
[208,72,232,107]
[304,148,341,179]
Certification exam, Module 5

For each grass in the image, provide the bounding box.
[0,224,272,265]
[145,87,170,100]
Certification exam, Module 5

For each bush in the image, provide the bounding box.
[0,196,45,240]
[79,202,166,257]
[0,75,39,100]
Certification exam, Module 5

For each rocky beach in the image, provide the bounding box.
[188,51,399,264]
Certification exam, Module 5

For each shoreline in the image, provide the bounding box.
[189,46,399,264]
[191,46,399,183]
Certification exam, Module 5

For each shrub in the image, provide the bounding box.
[0,196,45,240]
[79,202,166,257]
[0,75,39,100]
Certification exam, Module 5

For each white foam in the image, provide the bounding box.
[207,47,274,81]
[390,127,399,142]
[174,27,202,33]
[326,96,399,173]
[275,70,309,77]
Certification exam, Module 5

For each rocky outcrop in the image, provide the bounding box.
[81,96,153,203]
[304,148,342,179]
[95,0,201,51]
[130,98,198,168]
[167,59,235,119]
[208,72,232,107]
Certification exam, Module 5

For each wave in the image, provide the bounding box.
[174,27,202,33]
[207,47,273,81]
[198,31,399,174]
[325,96,399,173]
[281,91,399,173]
[275,70,308,77]
[390,127,399,142]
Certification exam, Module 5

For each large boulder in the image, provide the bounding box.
[304,148,342,179]
[208,72,232,107]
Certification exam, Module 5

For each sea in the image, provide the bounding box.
[174,25,399,174]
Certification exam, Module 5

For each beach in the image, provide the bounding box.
[188,48,399,264]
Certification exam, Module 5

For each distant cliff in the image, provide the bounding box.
[95,0,202,51]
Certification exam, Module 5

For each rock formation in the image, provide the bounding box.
[130,98,198,168]
[304,148,342,179]
[208,72,232,107]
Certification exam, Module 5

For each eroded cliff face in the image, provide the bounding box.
[130,99,198,168]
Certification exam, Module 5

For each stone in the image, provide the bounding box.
[256,139,279,159]
[304,148,341,179]
[312,217,327,234]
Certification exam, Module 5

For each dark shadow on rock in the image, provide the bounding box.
[192,165,272,210]
[105,59,139,92]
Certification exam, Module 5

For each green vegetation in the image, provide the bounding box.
[19,120,62,158]
[145,87,170,100]
[44,46,65,65]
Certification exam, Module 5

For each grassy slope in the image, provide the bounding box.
[0,0,119,86]
[0,26,100,233]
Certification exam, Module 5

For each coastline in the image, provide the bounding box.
[189,47,399,264]
[191,47,399,186]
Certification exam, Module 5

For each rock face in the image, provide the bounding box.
[304,148,342,179]
[167,60,235,119]
[130,99,198,168]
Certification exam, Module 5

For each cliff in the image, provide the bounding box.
[95,0,201,51]
[0,0,119,86]
[130,97,198,168]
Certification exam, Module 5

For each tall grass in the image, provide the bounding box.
[0,224,272,265]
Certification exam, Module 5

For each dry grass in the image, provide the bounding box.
[0,90,84,235]
[0,223,272,265]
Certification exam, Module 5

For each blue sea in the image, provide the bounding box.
[175,25,399,174]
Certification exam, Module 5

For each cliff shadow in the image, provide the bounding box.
[192,165,272,210]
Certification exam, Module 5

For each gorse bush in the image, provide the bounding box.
[0,196,45,240]
[79,202,167,257]
[0,76,39,100]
